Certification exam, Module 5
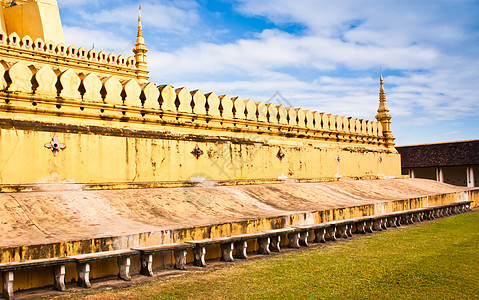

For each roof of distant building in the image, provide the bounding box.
[397,139,479,168]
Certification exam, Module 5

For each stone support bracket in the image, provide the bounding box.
[299,231,309,247]
[193,246,206,267]
[117,257,131,281]
[425,210,434,220]
[234,241,248,259]
[387,217,397,228]
[355,222,366,234]
[220,243,234,262]
[140,253,153,276]
[372,219,383,231]
[326,226,337,241]
[365,220,374,233]
[2,271,13,300]
[270,236,281,252]
[174,249,188,270]
[405,214,414,224]
[381,218,388,230]
[336,225,348,239]
[258,238,271,255]
[314,228,326,243]
[77,263,91,288]
[53,265,66,291]
[289,232,301,248]
[346,225,353,237]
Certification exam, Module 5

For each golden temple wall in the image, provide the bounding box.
[0,31,137,81]
[1,0,64,44]
[0,55,400,185]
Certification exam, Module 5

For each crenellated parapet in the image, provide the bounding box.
[0,30,138,81]
[0,59,387,146]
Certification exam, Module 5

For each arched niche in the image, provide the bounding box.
[34,38,45,52]
[77,47,87,59]
[45,40,55,54]
[21,35,33,50]
[66,45,77,58]
[8,32,20,47]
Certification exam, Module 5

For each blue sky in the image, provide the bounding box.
[58,0,479,145]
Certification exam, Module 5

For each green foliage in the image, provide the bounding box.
[71,212,479,299]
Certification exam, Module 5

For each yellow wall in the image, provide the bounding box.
[2,0,64,44]
[0,7,6,34]
[0,123,400,185]
[0,44,400,185]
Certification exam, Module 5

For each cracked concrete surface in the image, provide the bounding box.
[0,178,474,248]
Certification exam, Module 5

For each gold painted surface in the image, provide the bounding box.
[2,0,64,44]
[0,54,400,185]
[0,91,401,185]
[0,125,400,185]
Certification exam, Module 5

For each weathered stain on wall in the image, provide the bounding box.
[0,125,400,185]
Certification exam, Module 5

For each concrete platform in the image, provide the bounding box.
[0,178,478,293]
[0,178,476,250]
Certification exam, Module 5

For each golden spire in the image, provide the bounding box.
[137,2,144,41]
[133,1,149,83]
[375,74,395,147]
[378,74,388,113]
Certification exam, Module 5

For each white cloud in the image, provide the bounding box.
[63,26,132,54]
[148,29,439,81]
[57,0,479,145]
[235,0,474,48]
[57,0,91,8]
[76,1,199,34]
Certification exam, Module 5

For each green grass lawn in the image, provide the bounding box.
[70,211,479,299]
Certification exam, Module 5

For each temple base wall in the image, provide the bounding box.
[0,124,401,185]
[0,189,476,293]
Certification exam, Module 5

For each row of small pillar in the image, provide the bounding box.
[1,60,384,137]
[0,31,135,68]
[409,166,476,187]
